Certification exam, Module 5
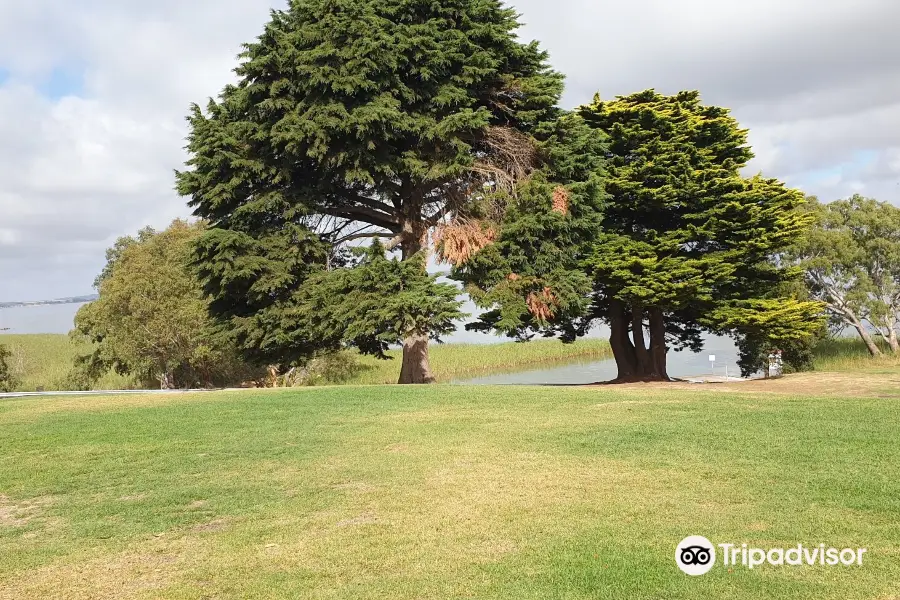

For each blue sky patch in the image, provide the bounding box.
[37,65,85,100]
[795,149,880,189]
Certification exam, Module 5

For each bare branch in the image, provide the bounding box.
[333,230,395,245]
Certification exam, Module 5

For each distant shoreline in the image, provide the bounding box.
[0,295,97,309]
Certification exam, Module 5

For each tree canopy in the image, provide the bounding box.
[794,194,900,355]
[459,90,823,381]
[72,220,260,390]
[452,114,607,342]
[176,0,564,383]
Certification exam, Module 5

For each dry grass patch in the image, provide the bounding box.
[599,371,900,399]
[0,534,210,600]
[0,494,55,528]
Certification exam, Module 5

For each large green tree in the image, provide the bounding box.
[460,90,822,381]
[794,195,900,355]
[578,90,822,381]
[176,0,563,383]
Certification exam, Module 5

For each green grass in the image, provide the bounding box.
[344,338,613,385]
[0,383,897,598]
[812,336,900,373]
[0,335,611,391]
[0,334,135,392]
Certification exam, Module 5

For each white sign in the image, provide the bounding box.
[708,355,716,363]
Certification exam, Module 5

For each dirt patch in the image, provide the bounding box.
[0,535,206,600]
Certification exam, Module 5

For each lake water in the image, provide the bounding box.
[454,334,743,385]
[0,303,87,335]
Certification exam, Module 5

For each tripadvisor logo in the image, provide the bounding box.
[676,536,716,576]
[675,536,867,576]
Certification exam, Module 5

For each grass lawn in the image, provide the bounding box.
[1,375,898,598]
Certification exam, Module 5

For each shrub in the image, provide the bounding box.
[0,344,19,392]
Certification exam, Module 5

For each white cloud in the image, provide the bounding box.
[0,0,898,304]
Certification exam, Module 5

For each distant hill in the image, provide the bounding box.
[0,294,98,309]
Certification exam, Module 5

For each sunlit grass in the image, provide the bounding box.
[812,336,900,373]
[0,334,136,392]
[1,335,611,391]
[0,382,896,598]
[344,338,613,384]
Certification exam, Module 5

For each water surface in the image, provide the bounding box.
[455,335,742,384]
[0,303,85,334]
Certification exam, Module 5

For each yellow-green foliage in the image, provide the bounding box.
[344,339,613,385]
[0,334,135,392]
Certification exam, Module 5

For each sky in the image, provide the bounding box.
[1,0,899,303]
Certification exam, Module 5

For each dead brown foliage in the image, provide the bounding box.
[552,186,570,215]
[526,287,560,322]
[434,220,497,266]
[472,126,538,197]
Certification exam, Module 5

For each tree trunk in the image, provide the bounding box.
[398,221,435,384]
[631,304,653,375]
[847,313,882,356]
[398,333,435,384]
[607,302,671,382]
[159,371,175,390]
[648,307,670,381]
[608,300,638,381]
[886,314,900,353]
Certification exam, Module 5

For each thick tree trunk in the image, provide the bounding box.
[398,221,435,384]
[607,302,671,382]
[609,300,638,381]
[648,307,670,381]
[631,304,653,375]
[398,333,436,384]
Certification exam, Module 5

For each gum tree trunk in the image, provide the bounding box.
[159,370,175,390]
[847,312,882,356]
